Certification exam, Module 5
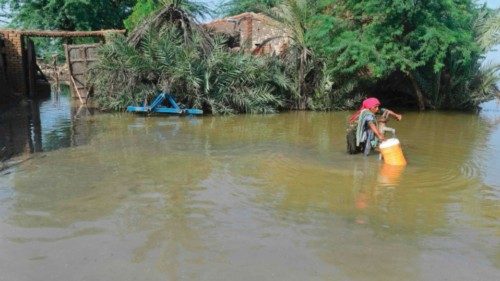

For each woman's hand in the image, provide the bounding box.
[369,122,385,141]
[387,110,402,121]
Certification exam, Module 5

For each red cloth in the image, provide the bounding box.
[348,97,381,123]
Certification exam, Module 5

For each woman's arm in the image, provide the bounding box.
[385,109,402,121]
[368,122,385,141]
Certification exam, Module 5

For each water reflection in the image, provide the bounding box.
[0,87,94,162]
[0,100,499,280]
[378,164,405,186]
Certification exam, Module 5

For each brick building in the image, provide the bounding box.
[0,34,11,103]
[0,29,123,103]
[203,12,290,55]
[0,31,22,101]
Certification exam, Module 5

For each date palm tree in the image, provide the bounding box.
[470,7,500,103]
[265,0,318,110]
[125,0,211,34]
[127,1,213,52]
[90,26,291,114]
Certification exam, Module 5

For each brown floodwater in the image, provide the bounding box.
[1,93,499,281]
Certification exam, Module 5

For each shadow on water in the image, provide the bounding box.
[0,85,95,163]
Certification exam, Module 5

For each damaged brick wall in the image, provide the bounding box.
[0,30,26,96]
[251,15,289,55]
[0,35,7,103]
[204,12,290,55]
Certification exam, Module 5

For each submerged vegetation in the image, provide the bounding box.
[90,28,289,113]
[92,3,293,113]
[308,0,500,110]
[90,0,498,113]
[91,6,291,113]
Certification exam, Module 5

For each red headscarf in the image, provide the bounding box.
[348,97,381,123]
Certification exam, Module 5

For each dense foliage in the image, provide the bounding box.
[0,0,136,59]
[0,0,134,30]
[4,0,497,112]
[89,28,291,114]
[220,0,281,16]
[222,0,349,111]
[263,0,319,110]
[220,0,499,110]
[308,0,498,109]
[124,0,159,31]
[124,0,210,30]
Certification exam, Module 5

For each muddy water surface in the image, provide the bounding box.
[1,94,499,281]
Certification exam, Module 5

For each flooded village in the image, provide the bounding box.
[0,9,293,162]
[0,1,499,280]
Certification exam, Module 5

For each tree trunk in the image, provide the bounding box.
[434,70,441,107]
[298,49,307,110]
[408,72,425,110]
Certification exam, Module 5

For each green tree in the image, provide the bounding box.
[124,0,210,30]
[221,0,281,16]
[0,0,135,30]
[460,7,500,106]
[310,0,496,110]
[0,0,137,61]
[475,7,500,52]
[124,0,159,30]
[266,0,320,110]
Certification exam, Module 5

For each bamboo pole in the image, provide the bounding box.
[70,75,84,104]
[52,54,60,93]
[2,29,126,38]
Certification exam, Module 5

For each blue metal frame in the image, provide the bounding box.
[126,92,203,115]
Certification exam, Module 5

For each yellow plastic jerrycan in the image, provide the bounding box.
[378,164,405,185]
[379,138,407,166]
